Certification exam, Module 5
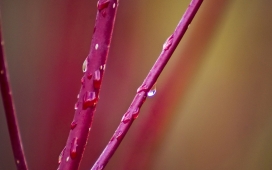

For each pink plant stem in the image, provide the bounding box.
[58,0,119,169]
[0,17,28,170]
[91,0,203,169]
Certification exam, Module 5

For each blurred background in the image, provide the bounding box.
[1,0,272,169]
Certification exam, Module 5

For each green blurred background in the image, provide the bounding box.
[1,0,272,169]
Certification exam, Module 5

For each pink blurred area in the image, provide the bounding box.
[1,0,272,170]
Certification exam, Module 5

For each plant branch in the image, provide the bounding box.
[58,0,119,169]
[0,15,28,170]
[91,0,203,169]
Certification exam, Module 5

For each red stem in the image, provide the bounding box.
[58,0,119,169]
[0,16,28,170]
[91,0,203,169]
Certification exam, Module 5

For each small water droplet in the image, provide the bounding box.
[89,127,91,131]
[58,147,66,164]
[147,84,156,97]
[77,94,80,99]
[137,84,148,93]
[93,70,101,89]
[163,34,174,51]
[132,107,140,119]
[71,121,77,130]
[66,156,69,162]
[95,44,99,50]
[74,102,79,110]
[115,131,122,140]
[97,0,110,11]
[87,73,93,79]
[16,160,20,164]
[113,3,116,8]
[82,58,88,72]
[70,138,78,159]
[121,111,132,124]
[83,91,97,109]
[99,64,106,71]
[81,77,85,87]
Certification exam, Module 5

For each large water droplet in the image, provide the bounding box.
[70,121,77,130]
[83,91,97,109]
[82,58,88,72]
[97,0,110,11]
[58,147,66,164]
[70,138,78,159]
[163,34,174,51]
[93,70,101,89]
[147,84,156,97]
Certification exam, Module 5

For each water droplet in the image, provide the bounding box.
[113,3,116,8]
[83,91,97,109]
[137,84,148,93]
[70,138,78,159]
[147,84,156,97]
[95,44,99,50]
[74,102,79,110]
[66,156,69,162]
[58,147,66,164]
[71,121,77,130]
[93,70,101,89]
[77,94,80,99]
[87,73,93,79]
[99,64,106,71]
[163,34,174,51]
[132,107,140,119]
[121,111,132,124]
[82,58,88,72]
[16,160,20,164]
[97,0,110,11]
[115,131,122,140]
[81,77,85,87]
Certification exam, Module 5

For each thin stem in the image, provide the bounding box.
[58,0,119,169]
[91,0,203,169]
[0,16,28,170]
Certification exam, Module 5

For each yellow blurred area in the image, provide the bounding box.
[0,0,272,170]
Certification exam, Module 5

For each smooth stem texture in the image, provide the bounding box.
[58,0,119,169]
[0,16,28,170]
[91,0,203,169]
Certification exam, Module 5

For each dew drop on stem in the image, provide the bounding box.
[121,111,132,124]
[97,0,110,11]
[163,34,174,51]
[82,58,88,72]
[70,138,78,159]
[132,107,140,119]
[58,147,66,164]
[70,121,77,130]
[87,73,93,79]
[147,83,156,97]
[83,91,97,109]
[93,70,102,89]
